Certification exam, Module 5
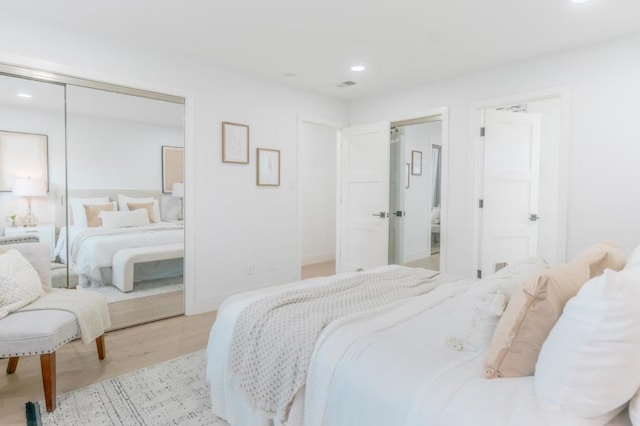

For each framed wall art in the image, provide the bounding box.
[162,146,184,193]
[0,130,49,192]
[222,121,250,164]
[256,148,280,187]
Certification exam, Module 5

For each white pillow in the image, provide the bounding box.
[483,257,549,307]
[117,194,161,223]
[630,390,640,425]
[99,209,150,229]
[0,249,44,319]
[534,268,640,418]
[69,196,110,227]
[625,244,640,270]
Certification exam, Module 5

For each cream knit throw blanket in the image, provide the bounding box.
[229,267,441,421]
[19,287,111,344]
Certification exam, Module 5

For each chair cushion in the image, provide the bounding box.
[0,310,78,357]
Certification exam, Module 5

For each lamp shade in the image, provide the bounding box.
[171,182,184,197]
[13,177,47,197]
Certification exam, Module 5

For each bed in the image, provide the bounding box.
[206,243,639,426]
[54,191,184,288]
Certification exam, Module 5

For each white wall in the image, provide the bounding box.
[0,18,348,314]
[299,122,336,266]
[0,104,65,236]
[400,121,441,263]
[350,34,640,277]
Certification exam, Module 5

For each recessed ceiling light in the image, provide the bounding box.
[17,93,32,98]
[350,65,366,72]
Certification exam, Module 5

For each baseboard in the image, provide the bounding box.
[301,251,335,266]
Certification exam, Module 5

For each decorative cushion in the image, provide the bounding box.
[84,202,116,227]
[485,241,626,378]
[630,390,640,425]
[127,202,157,223]
[0,249,45,319]
[117,194,161,224]
[534,268,640,418]
[0,310,78,357]
[69,197,110,227]
[99,209,150,229]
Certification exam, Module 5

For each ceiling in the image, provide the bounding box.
[3,0,640,100]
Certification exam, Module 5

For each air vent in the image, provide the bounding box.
[336,80,357,88]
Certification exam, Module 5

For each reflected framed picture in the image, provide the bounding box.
[411,150,422,175]
[222,121,250,164]
[162,146,184,193]
[0,130,48,192]
[257,148,280,187]
[405,163,410,189]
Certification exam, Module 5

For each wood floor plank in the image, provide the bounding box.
[0,311,217,425]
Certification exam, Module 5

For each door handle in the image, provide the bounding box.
[529,214,540,222]
[393,211,405,217]
[371,212,389,218]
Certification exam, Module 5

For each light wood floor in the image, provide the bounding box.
[301,260,336,279]
[404,254,440,271]
[0,311,217,426]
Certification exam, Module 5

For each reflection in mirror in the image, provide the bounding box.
[388,118,442,271]
[0,74,66,285]
[61,85,185,329]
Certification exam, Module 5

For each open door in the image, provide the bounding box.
[337,122,390,273]
[479,110,541,276]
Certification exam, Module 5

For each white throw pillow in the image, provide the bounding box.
[483,257,549,305]
[117,194,161,224]
[630,390,640,425]
[534,268,640,418]
[99,209,151,229]
[0,249,44,319]
[69,196,110,227]
[625,244,640,270]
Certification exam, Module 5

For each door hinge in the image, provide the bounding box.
[477,269,482,279]
[478,199,484,208]
[480,127,486,137]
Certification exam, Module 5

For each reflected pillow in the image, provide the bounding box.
[127,202,156,223]
[99,209,150,229]
[0,249,44,319]
[69,196,110,227]
[117,194,161,223]
[84,202,116,227]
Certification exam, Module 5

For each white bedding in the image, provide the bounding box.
[55,223,184,286]
[206,266,633,426]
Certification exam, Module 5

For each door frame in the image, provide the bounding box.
[469,87,571,274]
[296,115,344,278]
[375,106,450,272]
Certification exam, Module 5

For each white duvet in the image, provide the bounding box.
[206,266,632,426]
[55,223,184,286]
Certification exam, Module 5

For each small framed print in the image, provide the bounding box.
[257,148,280,187]
[222,121,250,164]
[161,146,184,194]
[405,163,410,189]
[411,150,422,175]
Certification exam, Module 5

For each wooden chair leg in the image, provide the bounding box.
[40,352,56,412]
[95,335,106,360]
[6,357,19,374]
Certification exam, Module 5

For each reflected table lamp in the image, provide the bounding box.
[13,177,46,227]
[171,182,184,221]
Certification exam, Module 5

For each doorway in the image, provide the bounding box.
[298,118,341,279]
[474,92,568,277]
[388,117,443,271]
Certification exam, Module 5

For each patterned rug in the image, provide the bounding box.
[26,350,229,426]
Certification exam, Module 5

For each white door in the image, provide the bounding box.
[479,110,541,276]
[337,122,390,273]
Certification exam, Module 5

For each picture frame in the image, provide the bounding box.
[162,146,184,193]
[256,148,280,187]
[411,150,422,175]
[0,130,49,192]
[222,121,250,164]
[405,163,410,189]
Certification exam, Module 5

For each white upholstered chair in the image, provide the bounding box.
[0,238,106,412]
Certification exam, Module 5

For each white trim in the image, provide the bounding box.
[0,52,197,316]
[470,87,571,276]
[296,115,344,278]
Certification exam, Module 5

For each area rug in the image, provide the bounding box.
[26,350,229,426]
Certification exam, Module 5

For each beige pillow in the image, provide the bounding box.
[84,203,116,227]
[485,241,626,378]
[127,202,156,223]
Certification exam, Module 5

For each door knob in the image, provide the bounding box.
[371,212,389,218]
[529,214,540,222]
